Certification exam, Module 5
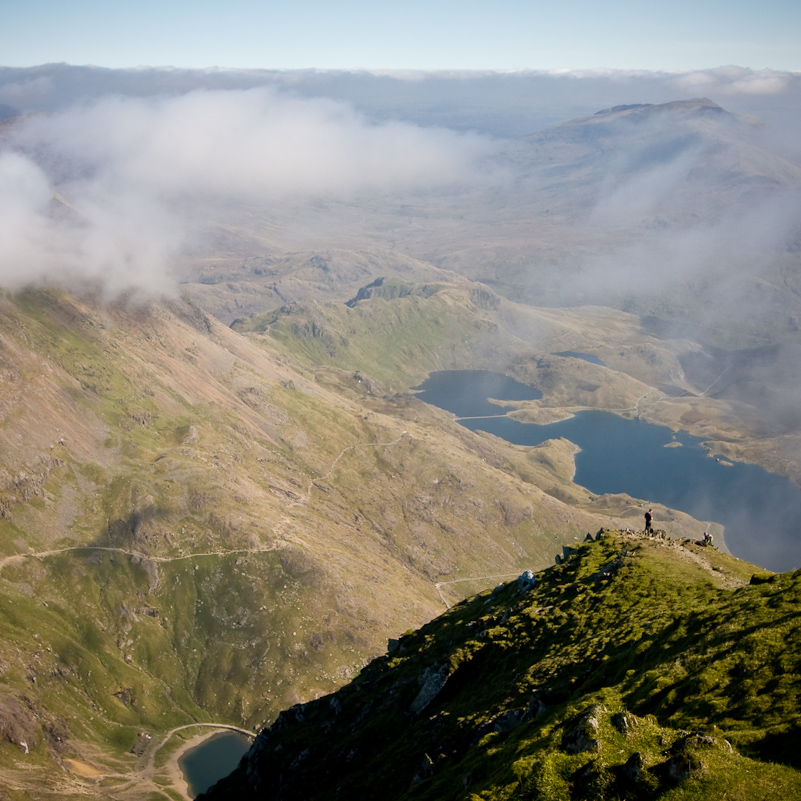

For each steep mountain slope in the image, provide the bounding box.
[2,287,679,799]
[201,532,801,801]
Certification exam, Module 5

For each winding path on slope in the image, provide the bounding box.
[434,573,522,609]
[0,544,283,573]
[0,427,536,798]
[0,431,413,575]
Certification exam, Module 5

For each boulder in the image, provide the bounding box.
[517,570,537,593]
[562,705,605,754]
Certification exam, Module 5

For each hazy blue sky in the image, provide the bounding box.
[2,0,799,71]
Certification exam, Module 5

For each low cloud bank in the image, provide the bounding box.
[0,87,492,296]
[2,65,800,135]
[1,66,798,305]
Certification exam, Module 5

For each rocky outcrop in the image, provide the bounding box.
[409,665,450,716]
[0,455,63,519]
[517,570,536,593]
[562,705,605,754]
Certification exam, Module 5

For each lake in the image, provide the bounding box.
[413,370,801,572]
[412,370,542,417]
[179,730,251,797]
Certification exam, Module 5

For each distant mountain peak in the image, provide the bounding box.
[593,97,725,117]
[524,95,758,154]
[592,97,724,119]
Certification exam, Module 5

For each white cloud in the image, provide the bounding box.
[0,87,493,295]
[672,67,791,96]
[0,150,182,297]
[0,74,54,108]
[15,88,492,199]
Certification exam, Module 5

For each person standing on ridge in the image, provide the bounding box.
[644,509,653,534]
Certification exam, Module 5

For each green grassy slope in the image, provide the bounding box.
[202,532,801,801]
[1,287,652,798]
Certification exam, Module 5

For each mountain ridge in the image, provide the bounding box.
[1,87,800,799]
[199,530,801,800]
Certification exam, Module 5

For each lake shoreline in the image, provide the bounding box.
[152,728,254,800]
[414,370,801,572]
[176,728,254,798]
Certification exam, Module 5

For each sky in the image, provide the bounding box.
[2,0,800,72]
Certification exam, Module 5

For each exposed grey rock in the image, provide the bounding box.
[611,710,637,734]
[665,751,697,783]
[621,750,644,781]
[562,705,605,754]
[410,753,435,786]
[614,750,654,795]
[682,733,716,749]
[182,425,200,444]
[517,570,536,593]
[472,707,527,744]
[657,731,713,785]
[0,696,40,750]
[569,758,612,798]
[409,665,449,716]
[590,555,625,581]
[527,689,549,718]
[290,748,309,770]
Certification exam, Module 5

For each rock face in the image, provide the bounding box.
[199,533,801,801]
[0,696,68,757]
[562,705,604,754]
[409,665,450,716]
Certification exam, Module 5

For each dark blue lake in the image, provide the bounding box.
[179,731,251,797]
[414,371,801,572]
[413,370,542,417]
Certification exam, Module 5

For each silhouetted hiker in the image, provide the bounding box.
[644,509,653,533]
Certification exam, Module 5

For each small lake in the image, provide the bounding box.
[412,370,542,417]
[413,370,801,572]
[179,730,251,797]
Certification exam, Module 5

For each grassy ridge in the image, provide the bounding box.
[202,532,801,800]
[232,284,503,386]
[1,283,781,798]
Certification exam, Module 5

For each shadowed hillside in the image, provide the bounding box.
[200,531,801,801]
